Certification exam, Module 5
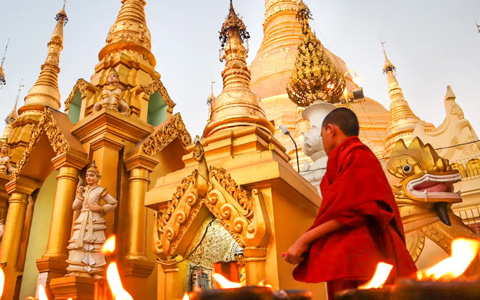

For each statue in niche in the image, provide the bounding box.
[0,144,15,175]
[94,70,131,116]
[66,161,117,278]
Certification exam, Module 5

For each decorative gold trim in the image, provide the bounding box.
[153,142,271,259]
[64,79,98,111]
[141,113,192,156]
[140,79,176,113]
[12,109,69,181]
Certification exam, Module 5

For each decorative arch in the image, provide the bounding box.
[12,108,88,182]
[153,143,271,259]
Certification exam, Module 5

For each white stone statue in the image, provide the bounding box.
[94,70,131,116]
[300,102,335,195]
[66,161,117,278]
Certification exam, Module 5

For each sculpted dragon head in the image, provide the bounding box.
[387,137,462,225]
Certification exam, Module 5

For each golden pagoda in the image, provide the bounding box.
[0,1,192,299]
[147,2,325,299]
[382,48,434,157]
[250,0,391,161]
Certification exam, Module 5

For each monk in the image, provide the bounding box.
[284,108,417,299]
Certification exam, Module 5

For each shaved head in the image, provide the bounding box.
[322,107,359,137]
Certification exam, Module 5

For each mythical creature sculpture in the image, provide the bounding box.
[0,144,15,175]
[66,161,117,278]
[387,137,478,262]
[94,70,130,116]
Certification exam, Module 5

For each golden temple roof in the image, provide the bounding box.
[286,1,345,106]
[98,0,155,67]
[203,1,274,137]
[18,5,67,116]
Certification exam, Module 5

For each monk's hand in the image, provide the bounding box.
[283,234,309,265]
[89,204,103,212]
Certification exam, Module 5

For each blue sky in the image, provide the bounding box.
[0,0,479,142]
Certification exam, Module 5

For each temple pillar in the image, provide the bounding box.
[161,262,182,300]
[1,178,38,300]
[37,153,88,281]
[243,247,267,286]
[118,155,157,296]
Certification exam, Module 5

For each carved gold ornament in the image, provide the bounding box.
[141,113,192,156]
[153,142,271,259]
[12,109,69,181]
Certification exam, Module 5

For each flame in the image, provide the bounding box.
[38,284,49,300]
[0,265,4,298]
[359,262,393,289]
[257,279,273,291]
[417,238,480,281]
[107,262,133,300]
[101,235,116,255]
[212,273,242,288]
[182,292,190,300]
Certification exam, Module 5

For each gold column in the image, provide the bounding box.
[124,167,149,260]
[0,192,29,265]
[0,192,29,300]
[43,166,78,258]
[243,247,267,286]
[161,263,182,300]
[37,162,82,279]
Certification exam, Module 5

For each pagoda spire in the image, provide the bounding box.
[18,5,67,116]
[382,45,430,157]
[1,79,24,141]
[0,39,9,87]
[98,0,155,66]
[382,47,418,125]
[203,1,274,137]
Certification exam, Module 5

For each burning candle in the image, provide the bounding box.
[335,262,394,300]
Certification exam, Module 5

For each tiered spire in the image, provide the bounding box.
[18,6,67,116]
[0,39,9,86]
[98,0,155,66]
[382,46,431,157]
[286,1,345,106]
[202,1,274,137]
[1,79,24,141]
[383,48,419,125]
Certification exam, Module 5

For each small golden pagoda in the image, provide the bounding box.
[147,2,324,299]
[0,1,192,299]
[382,49,434,157]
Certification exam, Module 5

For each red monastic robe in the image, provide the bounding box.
[293,136,417,283]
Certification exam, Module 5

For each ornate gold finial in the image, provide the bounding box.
[98,0,155,66]
[0,38,9,87]
[18,5,67,116]
[203,1,274,137]
[286,1,346,107]
[381,38,395,73]
[5,79,23,125]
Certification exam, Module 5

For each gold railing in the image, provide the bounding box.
[454,205,480,236]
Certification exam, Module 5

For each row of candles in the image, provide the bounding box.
[0,236,478,299]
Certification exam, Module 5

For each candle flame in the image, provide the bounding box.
[0,265,4,299]
[107,262,133,300]
[359,262,393,289]
[100,235,116,255]
[352,75,361,86]
[38,284,49,300]
[182,292,190,300]
[212,273,242,288]
[417,238,480,281]
[257,279,273,291]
